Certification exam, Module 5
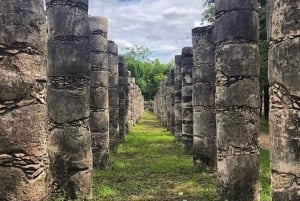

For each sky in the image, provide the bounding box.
[89,0,207,63]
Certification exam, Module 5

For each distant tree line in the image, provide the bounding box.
[123,45,173,101]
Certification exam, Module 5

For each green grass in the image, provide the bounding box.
[92,111,271,201]
[260,117,269,134]
[260,149,271,201]
[93,111,216,200]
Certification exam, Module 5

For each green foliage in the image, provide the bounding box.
[202,1,215,24]
[123,45,172,100]
[124,45,151,62]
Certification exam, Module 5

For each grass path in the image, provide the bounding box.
[93,112,270,201]
[94,112,216,200]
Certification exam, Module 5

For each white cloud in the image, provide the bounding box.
[89,0,207,63]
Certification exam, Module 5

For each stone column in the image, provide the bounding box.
[127,73,134,130]
[170,69,176,135]
[166,73,172,131]
[89,17,109,169]
[108,41,119,152]
[0,1,49,200]
[181,47,193,154]
[268,0,300,200]
[192,26,216,171]
[132,79,138,125]
[162,79,168,127]
[158,82,163,122]
[125,71,131,132]
[215,0,260,200]
[118,56,128,141]
[46,0,92,199]
[174,55,183,141]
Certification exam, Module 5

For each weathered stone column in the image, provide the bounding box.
[89,17,109,169]
[118,56,128,141]
[192,26,216,171]
[215,0,260,200]
[158,82,163,121]
[162,79,168,127]
[174,55,183,141]
[268,0,300,200]
[0,1,49,200]
[127,73,134,130]
[125,71,131,132]
[46,0,92,199]
[108,41,119,152]
[181,47,193,154]
[132,79,138,125]
[170,69,176,135]
[166,73,172,131]
[133,82,138,124]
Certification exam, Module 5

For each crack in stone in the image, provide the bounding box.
[49,76,89,90]
[216,39,257,47]
[194,105,215,110]
[269,35,300,48]
[0,153,47,180]
[215,8,257,19]
[216,105,260,112]
[217,70,255,87]
[270,82,300,110]
[46,0,88,11]
[0,98,44,116]
[0,45,43,56]
[107,51,118,56]
[90,30,107,38]
[50,35,89,43]
[49,117,89,130]
[272,170,300,189]
[218,145,259,160]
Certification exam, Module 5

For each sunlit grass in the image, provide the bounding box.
[260,149,271,201]
[93,111,216,200]
[260,117,269,134]
[92,111,271,201]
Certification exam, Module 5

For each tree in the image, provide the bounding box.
[202,1,215,24]
[123,45,172,100]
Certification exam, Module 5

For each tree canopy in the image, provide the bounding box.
[123,45,173,101]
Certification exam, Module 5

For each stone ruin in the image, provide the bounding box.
[192,25,216,172]
[0,0,144,200]
[0,1,49,200]
[268,0,300,200]
[153,0,300,200]
[89,16,109,170]
[0,0,299,200]
[46,0,93,199]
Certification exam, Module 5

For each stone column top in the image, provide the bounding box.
[45,0,89,8]
[215,0,257,16]
[108,41,118,55]
[89,16,108,36]
[192,25,214,34]
[175,55,182,65]
[181,47,193,56]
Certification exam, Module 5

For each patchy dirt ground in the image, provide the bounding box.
[259,133,270,150]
